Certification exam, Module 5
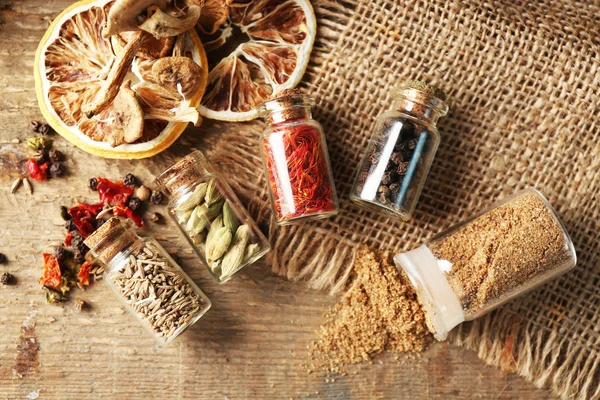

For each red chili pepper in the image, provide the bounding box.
[113,205,144,227]
[78,262,92,286]
[263,125,336,221]
[96,177,133,207]
[39,253,62,290]
[26,158,49,181]
[64,231,73,247]
[68,202,103,237]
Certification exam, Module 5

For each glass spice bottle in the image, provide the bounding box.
[259,90,339,225]
[84,217,211,345]
[350,80,449,220]
[154,151,270,284]
[394,188,576,340]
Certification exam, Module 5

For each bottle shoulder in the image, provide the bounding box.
[376,110,440,136]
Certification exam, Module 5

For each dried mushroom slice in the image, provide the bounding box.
[104,80,144,146]
[112,32,175,59]
[152,56,205,98]
[104,0,167,37]
[139,5,201,39]
[83,31,144,117]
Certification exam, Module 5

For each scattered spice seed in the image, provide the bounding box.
[150,190,164,204]
[1,272,13,285]
[88,177,98,191]
[60,206,71,221]
[26,136,52,151]
[38,123,51,135]
[308,248,431,374]
[95,207,114,220]
[10,178,22,194]
[23,178,33,195]
[49,163,65,178]
[0,253,6,264]
[74,299,85,311]
[135,185,151,201]
[30,120,41,132]
[149,212,162,223]
[52,247,68,264]
[126,197,141,211]
[32,150,48,164]
[65,219,76,232]
[123,173,138,187]
[48,149,64,162]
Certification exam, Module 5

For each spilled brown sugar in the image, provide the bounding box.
[308,248,431,374]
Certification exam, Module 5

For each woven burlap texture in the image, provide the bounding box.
[210,0,600,398]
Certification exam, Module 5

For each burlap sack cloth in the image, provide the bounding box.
[210,0,600,398]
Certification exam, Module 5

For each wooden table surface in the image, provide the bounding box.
[0,1,556,398]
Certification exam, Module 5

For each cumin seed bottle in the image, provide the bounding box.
[350,80,448,220]
[84,217,211,344]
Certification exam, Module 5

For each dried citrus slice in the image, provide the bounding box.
[34,0,208,159]
[194,0,316,121]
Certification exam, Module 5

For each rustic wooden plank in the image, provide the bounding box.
[0,0,556,398]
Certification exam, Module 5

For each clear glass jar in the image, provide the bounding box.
[259,91,339,225]
[84,217,211,345]
[350,80,449,220]
[154,151,270,284]
[394,188,576,340]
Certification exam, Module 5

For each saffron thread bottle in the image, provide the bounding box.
[259,90,339,225]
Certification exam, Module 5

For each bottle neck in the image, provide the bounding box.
[264,105,313,126]
[394,98,443,125]
[84,217,139,268]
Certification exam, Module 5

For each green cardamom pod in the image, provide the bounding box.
[222,201,240,232]
[205,226,232,263]
[175,182,207,211]
[206,215,223,246]
[187,205,209,234]
[26,136,52,151]
[220,224,250,279]
[209,259,221,272]
[205,179,224,205]
[176,208,193,225]
[244,243,260,261]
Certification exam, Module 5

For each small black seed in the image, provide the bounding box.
[150,190,164,205]
[1,272,13,285]
[0,253,6,264]
[65,219,76,232]
[38,123,52,135]
[123,173,138,187]
[49,163,65,178]
[53,246,69,264]
[48,149,64,162]
[127,197,141,211]
[88,177,98,191]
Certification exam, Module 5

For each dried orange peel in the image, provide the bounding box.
[34,0,208,159]
[194,0,317,121]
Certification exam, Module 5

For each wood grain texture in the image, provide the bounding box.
[0,0,556,398]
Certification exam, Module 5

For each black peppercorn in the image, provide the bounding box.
[38,123,51,135]
[60,205,71,221]
[0,253,6,264]
[30,120,41,132]
[48,149,64,162]
[49,163,65,178]
[149,212,162,223]
[65,219,76,232]
[53,246,69,264]
[1,272,13,285]
[123,173,138,187]
[127,197,141,211]
[32,149,49,164]
[71,233,88,256]
[150,190,164,204]
[73,251,86,265]
[88,177,98,191]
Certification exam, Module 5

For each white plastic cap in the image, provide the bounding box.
[394,245,465,340]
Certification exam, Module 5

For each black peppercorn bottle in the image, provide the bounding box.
[350,80,448,220]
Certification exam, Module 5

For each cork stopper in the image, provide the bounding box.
[259,88,314,123]
[84,217,137,266]
[400,80,447,101]
[154,151,210,197]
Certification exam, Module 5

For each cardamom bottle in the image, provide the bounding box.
[154,151,270,284]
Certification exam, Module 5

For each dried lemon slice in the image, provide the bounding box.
[192,0,316,121]
[34,0,208,159]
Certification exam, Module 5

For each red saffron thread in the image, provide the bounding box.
[263,124,336,221]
